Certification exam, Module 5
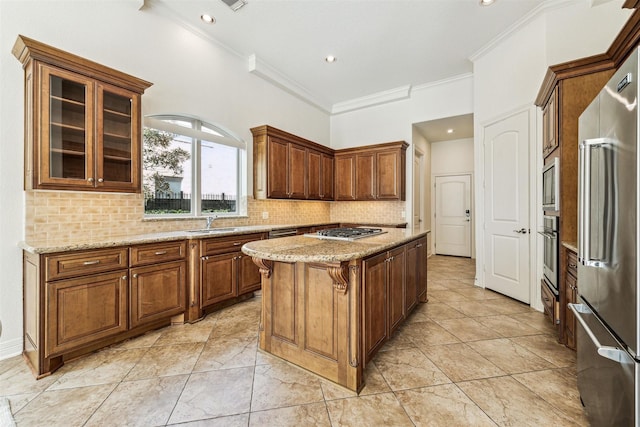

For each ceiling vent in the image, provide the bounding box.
[221,0,247,12]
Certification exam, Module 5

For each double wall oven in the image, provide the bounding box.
[540,215,559,295]
[540,155,559,324]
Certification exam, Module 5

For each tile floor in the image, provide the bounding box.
[0,255,588,426]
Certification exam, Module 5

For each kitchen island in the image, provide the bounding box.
[242,228,429,392]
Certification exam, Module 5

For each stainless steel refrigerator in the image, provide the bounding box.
[570,48,640,426]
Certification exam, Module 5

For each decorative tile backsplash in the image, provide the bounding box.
[25,191,406,243]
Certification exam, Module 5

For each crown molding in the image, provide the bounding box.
[412,73,473,93]
[247,55,332,113]
[331,85,412,115]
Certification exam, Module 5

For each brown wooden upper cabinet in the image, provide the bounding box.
[542,86,558,158]
[251,125,334,200]
[335,141,408,201]
[12,35,152,192]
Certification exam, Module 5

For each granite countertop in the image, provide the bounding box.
[241,228,429,263]
[19,222,410,254]
[562,241,578,253]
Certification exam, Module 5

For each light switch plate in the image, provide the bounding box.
[262,211,269,219]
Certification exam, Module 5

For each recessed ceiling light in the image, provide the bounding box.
[479,0,495,5]
[447,129,454,134]
[325,55,337,63]
[201,14,215,24]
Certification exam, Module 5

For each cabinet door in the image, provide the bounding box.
[307,150,322,200]
[376,150,402,200]
[335,155,356,200]
[405,241,419,314]
[96,83,140,192]
[388,246,406,335]
[237,253,261,294]
[565,272,577,350]
[289,144,307,198]
[416,237,428,302]
[321,154,334,200]
[363,252,388,363]
[39,64,95,189]
[46,271,128,356]
[542,87,558,158]
[356,153,376,200]
[130,261,186,328]
[201,252,237,307]
[267,137,289,198]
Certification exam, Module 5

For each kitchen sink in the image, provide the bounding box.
[187,227,241,233]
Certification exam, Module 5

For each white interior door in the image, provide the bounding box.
[413,150,424,231]
[483,110,530,303]
[434,175,471,257]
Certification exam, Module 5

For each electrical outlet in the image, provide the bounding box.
[262,211,269,219]
[401,210,406,219]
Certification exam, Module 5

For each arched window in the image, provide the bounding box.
[142,114,245,216]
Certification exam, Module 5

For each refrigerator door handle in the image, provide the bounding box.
[569,303,627,363]
[578,138,613,267]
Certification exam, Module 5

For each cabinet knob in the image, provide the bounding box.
[132,273,138,278]
[122,275,128,280]
[87,177,94,183]
[97,178,104,183]
[202,256,209,260]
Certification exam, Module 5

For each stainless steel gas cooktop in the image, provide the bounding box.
[304,227,387,241]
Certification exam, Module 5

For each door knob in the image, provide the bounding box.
[513,228,528,234]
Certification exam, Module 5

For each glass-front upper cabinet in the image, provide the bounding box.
[13,35,152,193]
[42,65,95,188]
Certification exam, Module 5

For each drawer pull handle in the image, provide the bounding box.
[416,244,423,248]
[154,251,168,255]
[83,260,100,265]
[233,242,243,246]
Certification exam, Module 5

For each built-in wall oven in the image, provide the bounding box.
[539,215,559,294]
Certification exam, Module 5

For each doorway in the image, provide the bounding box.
[413,149,425,231]
[434,174,472,257]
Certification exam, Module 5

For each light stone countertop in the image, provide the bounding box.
[19,222,410,254]
[241,228,430,263]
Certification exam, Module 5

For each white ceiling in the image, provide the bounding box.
[414,114,474,143]
[149,0,546,114]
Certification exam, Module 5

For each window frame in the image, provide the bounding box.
[142,114,246,218]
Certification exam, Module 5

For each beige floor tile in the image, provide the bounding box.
[421,343,505,382]
[421,301,466,320]
[325,392,414,427]
[378,328,416,352]
[452,287,505,300]
[468,338,557,374]
[427,289,468,303]
[0,360,61,397]
[396,384,498,426]
[210,314,260,340]
[114,329,163,349]
[400,320,461,347]
[458,376,582,426]
[512,311,558,334]
[482,297,533,315]
[5,392,39,414]
[511,335,576,367]
[321,362,390,400]
[85,375,188,427]
[153,321,215,346]
[193,336,257,372]
[373,348,450,391]
[512,368,588,423]
[168,413,250,426]
[443,299,504,317]
[169,367,254,424]
[48,347,147,390]
[430,279,475,290]
[475,315,544,338]
[249,402,330,426]
[14,383,116,427]
[251,360,324,411]
[434,317,503,342]
[0,356,22,375]
[125,342,205,381]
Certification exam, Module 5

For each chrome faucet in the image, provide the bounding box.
[205,215,217,229]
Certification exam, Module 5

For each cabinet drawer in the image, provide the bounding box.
[201,233,266,256]
[130,241,187,267]
[45,248,128,281]
[566,250,578,279]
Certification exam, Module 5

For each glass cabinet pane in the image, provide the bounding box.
[48,75,87,180]
[101,90,132,183]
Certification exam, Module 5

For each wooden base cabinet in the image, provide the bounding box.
[23,241,187,378]
[564,247,578,350]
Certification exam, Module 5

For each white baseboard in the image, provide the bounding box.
[0,338,22,361]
